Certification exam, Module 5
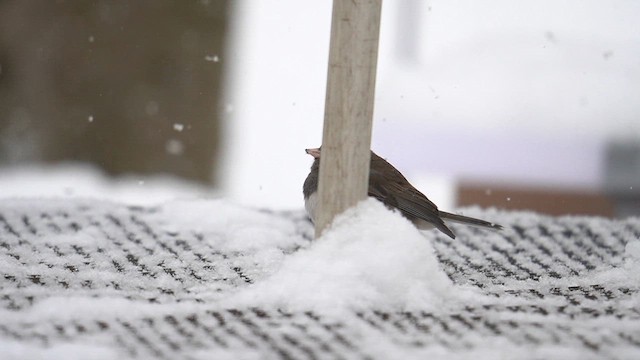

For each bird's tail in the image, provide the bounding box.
[439,211,503,230]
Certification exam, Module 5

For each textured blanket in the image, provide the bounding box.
[0,199,638,359]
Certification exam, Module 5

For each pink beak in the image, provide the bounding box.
[305,148,321,159]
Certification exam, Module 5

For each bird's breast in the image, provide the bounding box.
[304,192,318,223]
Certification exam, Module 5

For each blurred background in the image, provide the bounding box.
[0,0,638,217]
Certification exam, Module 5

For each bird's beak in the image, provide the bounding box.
[305,148,321,159]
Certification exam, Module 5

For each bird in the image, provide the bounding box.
[303,148,502,239]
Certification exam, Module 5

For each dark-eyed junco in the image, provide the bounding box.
[303,148,502,239]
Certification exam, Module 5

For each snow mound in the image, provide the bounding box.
[232,198,461,312]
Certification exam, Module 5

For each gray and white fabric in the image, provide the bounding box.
[0,199,638,359]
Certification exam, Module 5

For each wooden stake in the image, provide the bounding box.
[315,0,382,237]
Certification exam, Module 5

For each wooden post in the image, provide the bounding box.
[315,0,382,237]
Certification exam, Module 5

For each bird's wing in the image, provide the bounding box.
[368,169,455,239]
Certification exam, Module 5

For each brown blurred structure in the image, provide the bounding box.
[458,183,615,217]
[0,1,230,183]
[458,140,640,218]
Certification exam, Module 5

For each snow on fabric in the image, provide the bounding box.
[0,197,638,359]
[231,198,458,312]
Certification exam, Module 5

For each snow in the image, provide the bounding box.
[2,339,119,360]
[165,138,185,155]
[152,199,301,253]
[205,54,220,62]
[137,197,469,313]
[625,240,640,261]
[0,164,218,205]
[231,198,460,312]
